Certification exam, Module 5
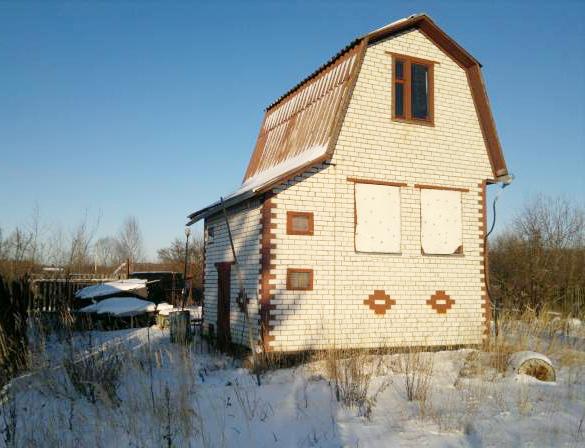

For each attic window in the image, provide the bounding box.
[391,53,434,125]
[287,212,314,236]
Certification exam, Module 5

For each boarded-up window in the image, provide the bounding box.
[420,189,462,254]
[286,269,313,291]
[355,183,401,253]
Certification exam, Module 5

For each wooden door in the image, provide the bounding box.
[216,262,232,350]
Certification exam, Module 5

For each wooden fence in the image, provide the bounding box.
[29,275,117,312]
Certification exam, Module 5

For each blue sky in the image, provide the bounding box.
[1,0,584,259]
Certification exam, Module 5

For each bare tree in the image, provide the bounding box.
[0,227,6,260]
[115,216,144,263]
[27,204,43,265]
[513,194,584,249]
[490,195,585,313]
[68,221,93,270]
[157,234,204,288]
[93,237,118,268]
[44,225,67,268]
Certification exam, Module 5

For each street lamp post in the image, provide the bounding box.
[182,226,191,309]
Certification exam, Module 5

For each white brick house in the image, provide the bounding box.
[187,14,509,353]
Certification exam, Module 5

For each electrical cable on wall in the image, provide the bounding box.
[484,175,514,337]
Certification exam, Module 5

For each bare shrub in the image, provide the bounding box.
[63,347,123,405]
[325,349,390,419]
[232,382,264,422]
[395,348,433,407]
[0,386,17,448]
[482,335,515,374]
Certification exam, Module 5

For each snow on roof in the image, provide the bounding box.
[77,297,157,317]
[75,279,148,300]
[229,144,328,198]
[187,144,329,224]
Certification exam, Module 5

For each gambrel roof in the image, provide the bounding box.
[188,13,508,224]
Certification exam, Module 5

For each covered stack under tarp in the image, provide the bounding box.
[78,297,173,318]
[75,279,148,301]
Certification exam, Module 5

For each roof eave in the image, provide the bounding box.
[186,189,259,225]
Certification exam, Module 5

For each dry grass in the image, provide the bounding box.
[395,347,434,404]
[63,347,123,405]
[483,308,585,376]
[320,347,390,419]
[2,308,584,446]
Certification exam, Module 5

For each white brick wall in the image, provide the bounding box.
[203,199,262,346]
[267,29,493,351]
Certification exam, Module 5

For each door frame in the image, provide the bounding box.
[215,261,233,350]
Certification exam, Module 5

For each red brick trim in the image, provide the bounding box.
[363,289,396,315]
[479,181,491,337]
[414,183,470,193]
[347,177,407,188]
[259,192,277,351]
[427,290,455,314]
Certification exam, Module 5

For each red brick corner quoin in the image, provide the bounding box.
[363,290,396,315]
[259,192,277,351]
[427,290,455,314]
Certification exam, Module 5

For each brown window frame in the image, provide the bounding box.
[390,52,435,126]
[286,268,314,291]
[286,211,314,236]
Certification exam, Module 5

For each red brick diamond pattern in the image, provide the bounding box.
[363,289,396,315]
[427,290,455,314]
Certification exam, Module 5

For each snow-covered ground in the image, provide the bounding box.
[1,321,584,447]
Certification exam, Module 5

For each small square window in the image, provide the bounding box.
[286,269,313,291]
[286,211,314,235]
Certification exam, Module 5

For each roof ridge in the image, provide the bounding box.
[265,14,427,112]
[265,38,362,111]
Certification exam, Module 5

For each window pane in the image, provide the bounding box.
[288,271,311,290]
[395,83,404,117]
[395,60,404,80]
[291,215,309,232]
[411,63,429,119]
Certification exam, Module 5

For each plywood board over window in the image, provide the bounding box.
[420,189,463,254]
[355,183,401,253]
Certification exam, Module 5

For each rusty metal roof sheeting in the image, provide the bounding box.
[242,43,363,183]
